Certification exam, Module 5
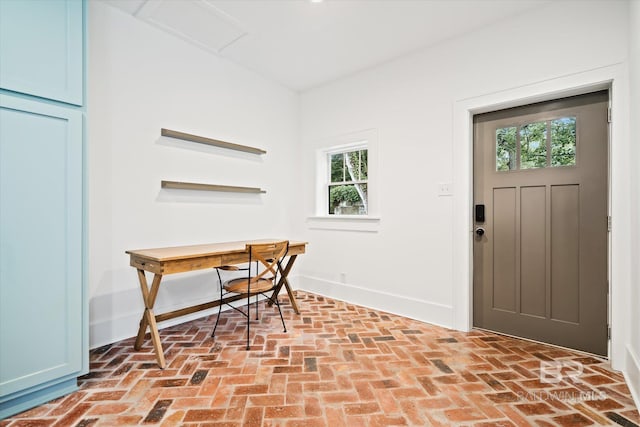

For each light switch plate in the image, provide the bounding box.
[438,182,453,196]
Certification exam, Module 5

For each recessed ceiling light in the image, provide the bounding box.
[310,0,324,3]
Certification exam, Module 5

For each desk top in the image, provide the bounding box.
[126,239,307,262]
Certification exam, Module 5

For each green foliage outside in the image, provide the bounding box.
[329,149,368,214]
[551,117,577,166]
[495,117,576,171]
[331,150,368,182]
[496,127,517,171]
[520,121,547,169]
[329,185,361,211]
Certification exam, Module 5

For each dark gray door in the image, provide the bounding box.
[473,91,609,356]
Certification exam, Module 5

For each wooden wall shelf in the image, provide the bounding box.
[161,128,266,155]
[161,180,266,194]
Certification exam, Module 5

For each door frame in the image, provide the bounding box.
[452,64,630,370]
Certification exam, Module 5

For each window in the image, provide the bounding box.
[496,127,517,171]
[495,116,576,171]
[520,121,547,169]
[308,129,379,232]
[328,147,368,215]
[551,117,577,167]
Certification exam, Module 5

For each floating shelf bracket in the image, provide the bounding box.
[161,128,266,155]
[161,180,266,194]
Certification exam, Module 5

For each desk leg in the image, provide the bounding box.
[133,270,166,369]
[271,255,300,314]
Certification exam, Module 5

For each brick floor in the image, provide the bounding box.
[1,291,638,426]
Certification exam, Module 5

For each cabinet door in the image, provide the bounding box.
[0,0,83,105]
[0,94,83,397]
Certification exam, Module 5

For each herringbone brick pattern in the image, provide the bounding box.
[1,291,638,426]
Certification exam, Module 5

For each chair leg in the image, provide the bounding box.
[212,269,224,338]
[273,294,287,333]
[212,300,223,338]
[246,293,251,351]
[255,294,259,320]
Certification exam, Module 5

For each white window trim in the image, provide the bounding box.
[307,128,380,232]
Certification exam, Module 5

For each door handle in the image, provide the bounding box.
[475,227,485,237]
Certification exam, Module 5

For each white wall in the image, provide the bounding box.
[627,0,640,404]
[297,0,630,364]
[87,0,637,382]
[87,2,299,347]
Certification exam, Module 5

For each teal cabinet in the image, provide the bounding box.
[0,0,83,105]
[0,0,86,419]
[0,95,84,418]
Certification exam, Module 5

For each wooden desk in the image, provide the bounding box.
[126,239,307,368]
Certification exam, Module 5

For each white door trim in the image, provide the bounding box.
[452,63,630,370]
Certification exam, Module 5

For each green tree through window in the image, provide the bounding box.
[328,149,368,215]
[551,117,577,166]
[496,127,517,171]
[495,117,576,171]
[520,121,547,169]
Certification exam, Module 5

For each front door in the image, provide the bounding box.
[473,90,609,356]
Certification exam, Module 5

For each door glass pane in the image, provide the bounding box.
[496,127,517,171]
[520,121,547,169]
[329,183,368,215]
[551,117,576,167]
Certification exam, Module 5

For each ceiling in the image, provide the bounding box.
[101,0,553,92]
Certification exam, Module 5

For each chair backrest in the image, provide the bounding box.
[247,240,289,284]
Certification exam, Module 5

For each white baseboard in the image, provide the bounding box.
[296,275,454,330]
[90,274,453,349]
[89,304,213,349]
[89,295,253,349]
[625,346,640,409]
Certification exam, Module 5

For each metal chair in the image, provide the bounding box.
[211,240,289,350]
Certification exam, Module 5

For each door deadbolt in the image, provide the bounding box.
[475,227,485,237]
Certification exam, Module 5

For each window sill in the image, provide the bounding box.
[306,215,380,232]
